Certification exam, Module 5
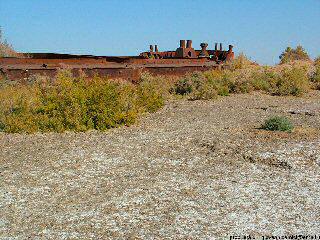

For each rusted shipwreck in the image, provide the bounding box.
[0,40,234,82]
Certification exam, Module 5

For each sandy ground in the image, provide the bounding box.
[1,92,320,239]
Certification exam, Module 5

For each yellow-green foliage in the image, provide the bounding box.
[225,63,310,96]
[136,72,165,112]
[173,72,218,100]
[224,69,256,94]
[279,46,310,64]
[0,58,318,133]
[0,84,39,132]
[270,66,310,96]
[251,68,273,91]
[0,71,166,133]
[203,70,230,96]
[249,63,310,96]
[173,61,313,98]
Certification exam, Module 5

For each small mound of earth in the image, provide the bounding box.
[1,91,320,239]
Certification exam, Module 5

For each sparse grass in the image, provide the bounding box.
[261,116,294,132]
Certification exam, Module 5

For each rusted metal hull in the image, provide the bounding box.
[0,40,234,82]
[0,57,229,82]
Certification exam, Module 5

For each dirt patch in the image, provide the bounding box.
[1,92,320,239]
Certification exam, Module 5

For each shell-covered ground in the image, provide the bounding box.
[1,92,320,239]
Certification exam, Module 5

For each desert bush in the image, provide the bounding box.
[203,70,230,96]
[136,72,166,112]
[174,72,218,100]
[270,66,310,96]
[225,69,255,94]
[0,83,40,132]
[174,70,242,99]
[247,63,311,96]
[171,74,197,95]
[173,61,312,99]
[310,64,320,90]
[0,71,167,133]
[279,45,310,64]
[251,68,274,91]
[261,116,293,132]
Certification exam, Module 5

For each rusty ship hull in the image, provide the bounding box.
[0,40,234,82]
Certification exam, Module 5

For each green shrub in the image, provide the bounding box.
[174,72,199,95]
[270,66,310,96]
[251,68,274,91]
[174,70,234,99]
[0,71,166,133]
[225,69,255,94]
[204,70,230,96]
[279,46,310,64]
[173,62,312,98]
[261,116,294,132]
[228,79,254,94]
[188,72,218,100]
[0,84,40,132]
[136,72,165,112]
[172,59,314,98]
[174,72,218,100]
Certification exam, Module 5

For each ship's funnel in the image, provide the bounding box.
[186,40,192,48]
[180,40,186,49]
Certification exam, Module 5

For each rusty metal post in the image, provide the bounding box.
[180,40,186,49]
[155,45,159,52]
[228,45,233,52]
[220,43,223,51]
[215,43,218,51]
[186,40,192,48]
[150,45,154,52]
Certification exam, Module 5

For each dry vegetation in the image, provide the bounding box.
[0,71,168,133]
[279,45,310,64]
[1,53,320,133]
[0,34,319,134]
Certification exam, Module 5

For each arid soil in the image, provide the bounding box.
[1,92,320,239]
